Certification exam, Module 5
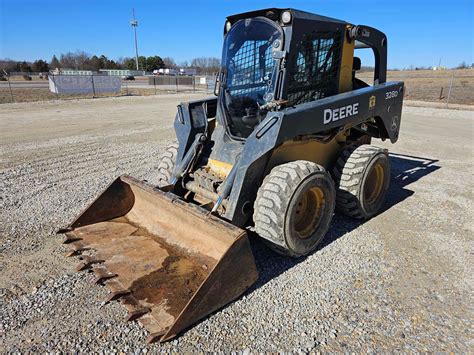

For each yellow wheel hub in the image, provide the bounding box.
[293,187,325,239]
[364,162,385,205]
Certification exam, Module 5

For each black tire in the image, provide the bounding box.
[253,160,336,257]
[333,144,390,219]
[156,141,178,187]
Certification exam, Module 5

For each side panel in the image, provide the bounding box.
[173,97,217,166]
[279,82,404,143]
[225,82,404,226]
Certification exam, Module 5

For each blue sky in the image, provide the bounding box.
[0,0,472,68]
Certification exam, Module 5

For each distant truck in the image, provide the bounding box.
[152,68,196,76]
[153,68,177,76]
[179,68,197,76]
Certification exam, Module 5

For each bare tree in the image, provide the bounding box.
[163,57,177,69]
[59,52,77,69]
[190,57,221,75]
[177,60,188,68]
[75,51,90,69]
[50,55,60,70]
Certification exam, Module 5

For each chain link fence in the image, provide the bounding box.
[1,70,472,107]
[0,72,214,104]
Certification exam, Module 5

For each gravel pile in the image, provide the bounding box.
[1,99,472,352]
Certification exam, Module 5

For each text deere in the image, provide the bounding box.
[323,102,359,124]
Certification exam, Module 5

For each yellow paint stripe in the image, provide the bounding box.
[207,159,233,177]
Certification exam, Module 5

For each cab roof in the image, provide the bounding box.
[226,8,349,25]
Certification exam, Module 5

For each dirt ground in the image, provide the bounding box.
[1,94,473,352]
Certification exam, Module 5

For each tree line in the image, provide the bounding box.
[0,51,221,75]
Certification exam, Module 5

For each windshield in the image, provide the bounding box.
[221,18,282,138]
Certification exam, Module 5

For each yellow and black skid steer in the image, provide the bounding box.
[60,8,404,343]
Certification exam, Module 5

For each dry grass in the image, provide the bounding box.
[357,69,474,105]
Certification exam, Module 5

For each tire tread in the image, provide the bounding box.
[332,144,386,219]
[254,160,327,257]
[156,141,178,187]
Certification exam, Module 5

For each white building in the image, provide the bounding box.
[99,69,143,76]
[51,68,94,75]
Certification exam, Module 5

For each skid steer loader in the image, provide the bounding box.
[60,8,404,343]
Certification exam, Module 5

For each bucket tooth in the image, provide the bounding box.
[71,242,88,251]
[57,227,72,234]
[76,262,90,272]
[105,289,132,303]
[121,294,152,322]
[125,307,151,322]
[65,250,78,257]
[95,274,117,285]
[66,242,89,257]
[93,267,117,285]
[75,255,103,271]
[146,331,166,344]
[63,233,81,244]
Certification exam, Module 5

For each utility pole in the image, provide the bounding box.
[130,9,139,71]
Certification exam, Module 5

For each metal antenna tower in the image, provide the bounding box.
[130,9,139,70]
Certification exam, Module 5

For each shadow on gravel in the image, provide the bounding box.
[152,153,440,334]
[248,152,440,290]
[381,153,440,213]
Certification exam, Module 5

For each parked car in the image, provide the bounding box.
[122,75,135,80]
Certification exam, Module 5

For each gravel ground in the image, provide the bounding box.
[1,95,473,352]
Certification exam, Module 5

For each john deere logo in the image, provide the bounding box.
[369,95,376,109]
[391,116,398,131]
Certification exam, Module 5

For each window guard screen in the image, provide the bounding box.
[228,39,274,96]
[287,31,342,106]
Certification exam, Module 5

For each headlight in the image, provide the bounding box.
[225,20,232,32]
[281,10,292,24]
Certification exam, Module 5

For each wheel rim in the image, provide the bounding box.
[364,162,385,205]
[293,186,325,239]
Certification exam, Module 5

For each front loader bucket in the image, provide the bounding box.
[60,175,258,343]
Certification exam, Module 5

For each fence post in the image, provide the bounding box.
[175,75,178,93]
[446,73,454,108]
[51,73,59,100]
[91,75,96,98]
[193,75,196,93]
[154,76,157,94]
[3,70,13,103]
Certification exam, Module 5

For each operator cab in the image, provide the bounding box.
[221,17,282,138]
[215,8,389,144]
